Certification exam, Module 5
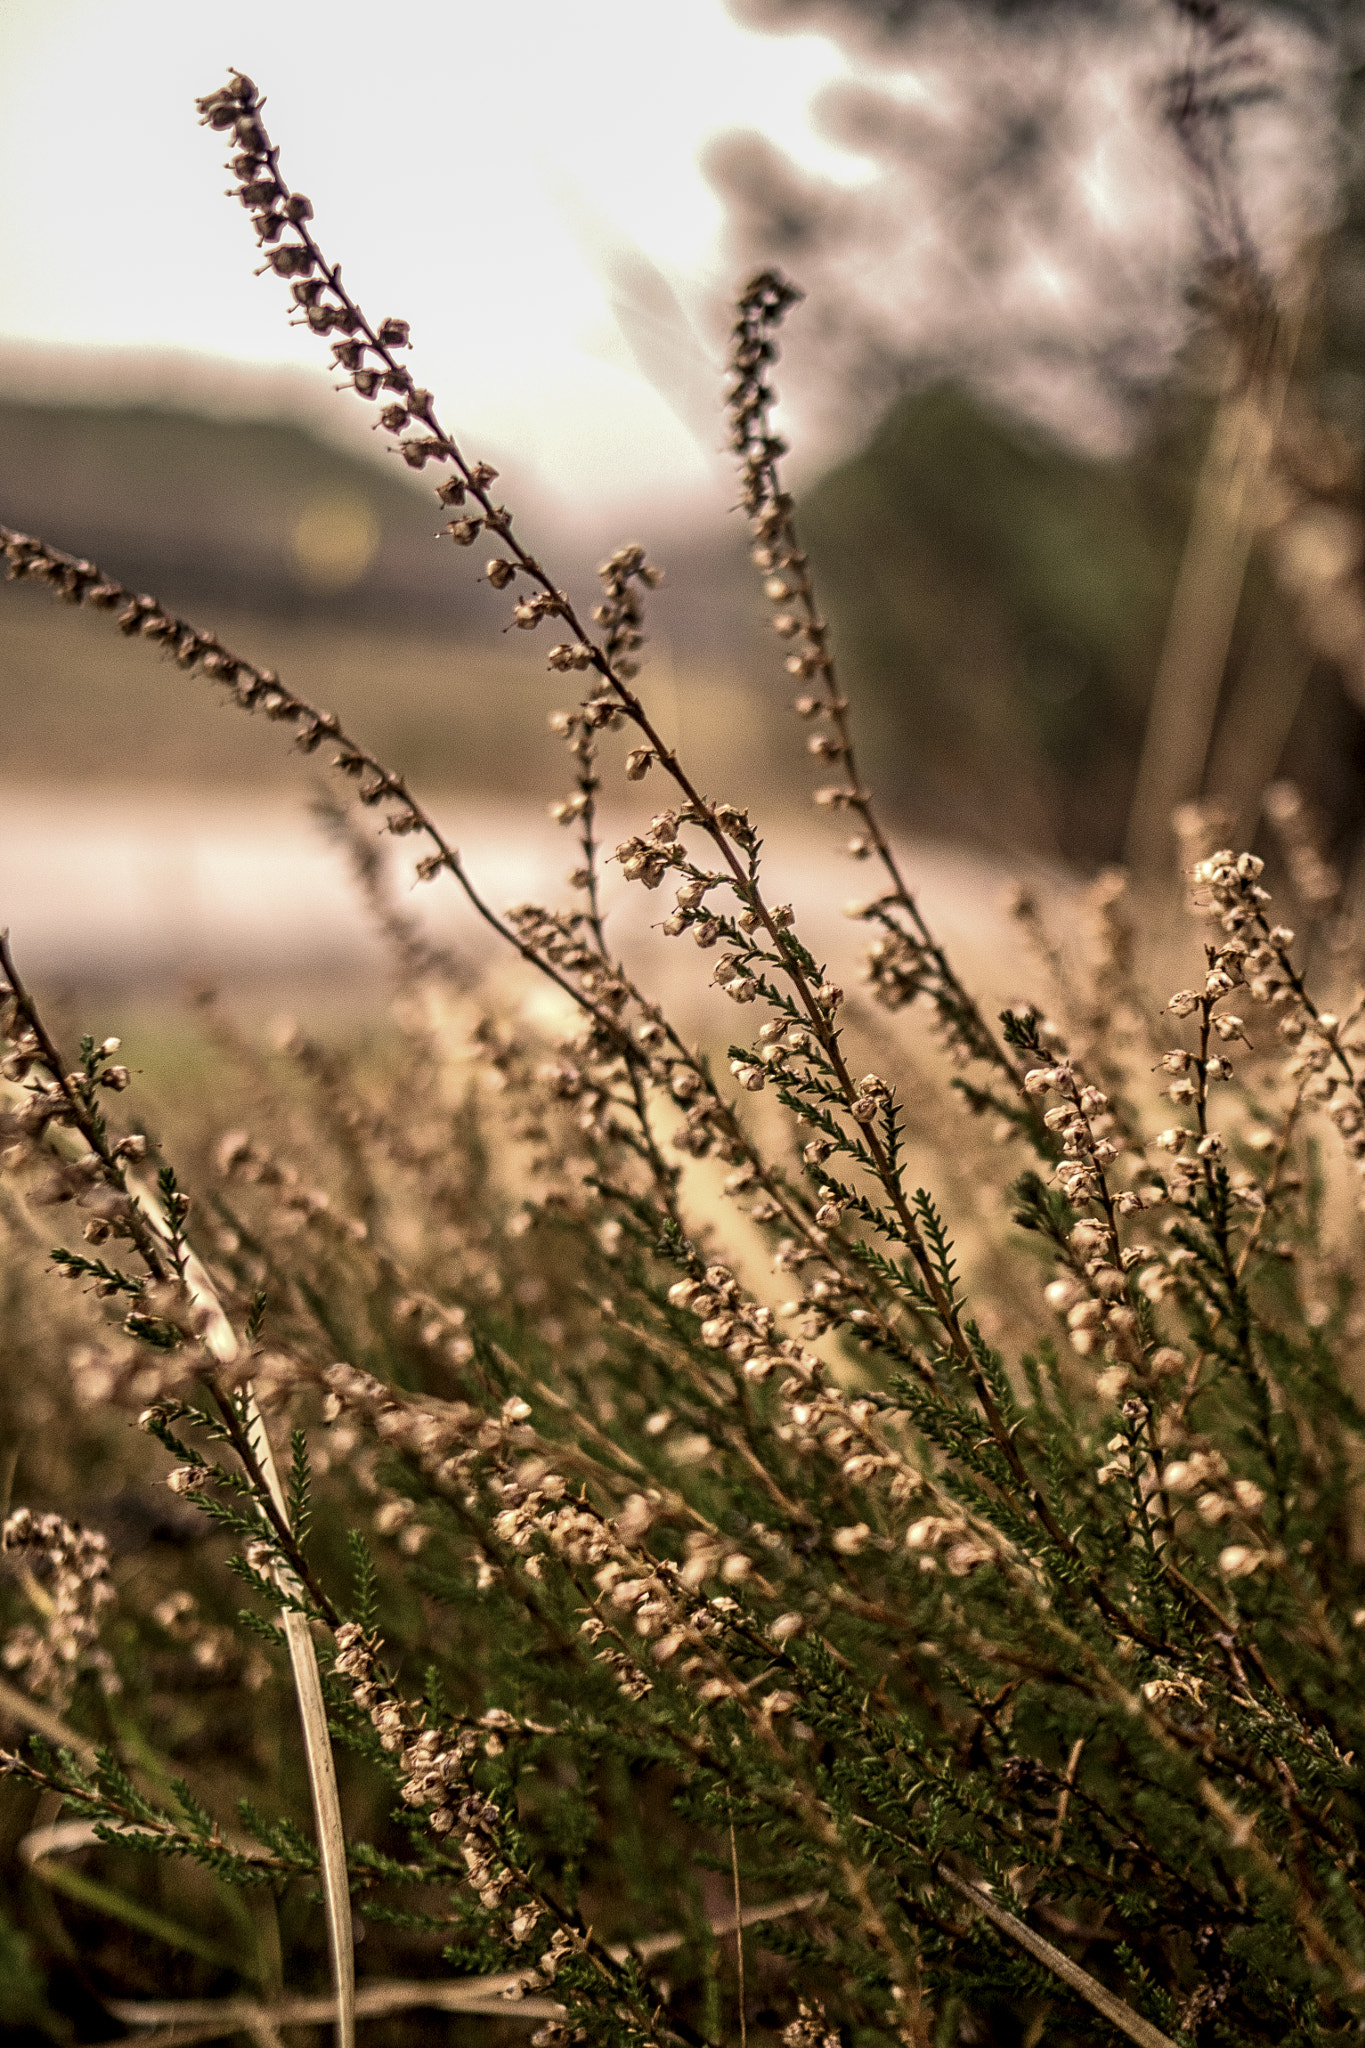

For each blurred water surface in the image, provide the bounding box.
[0,784,1042,1027]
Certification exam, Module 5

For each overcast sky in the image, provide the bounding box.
[0,0,863,517]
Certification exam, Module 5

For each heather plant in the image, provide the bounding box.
[7,61,1365,2048]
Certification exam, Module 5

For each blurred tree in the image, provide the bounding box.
[716,0,1365,876]
[798,381,1192,859]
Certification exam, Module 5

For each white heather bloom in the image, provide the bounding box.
[1218,1544,1265,1578]
[2,1508,119,1705]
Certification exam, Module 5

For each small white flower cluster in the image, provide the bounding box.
[504,1925,577,2004]
[391,1292,475,1371]
[486,1460,821,1726]
[215,1128,334,1235]
[666,1081,731,1161]
[1263,782,1340,911]
[725,1014,807,1104]
[506,904,630,1018]
[1282,1016,1365,1168]
[903,1514,998,1578]
[340,1618,619,2019]
[666,1265,925,1519]
[332,1622,488,1838]
[1024,1063,1128,1211]
[1159,943,1295,1209]
[536,1037,632,1147]
[546,641,597,674]
[577,1616,656,1703]
[1094,1431,1137,1489]
[1141,1667,1207,1710]
[859,924,935,1014]
[319,1365,536,1505]
[1043,1219,1156,1372]
[672,1246,832,1360]
[1188,850,1272,934]
[726,271,803,508]
[2,1507,119,1707]
[373,1494,431,1557]
[1190,859,1360,1100]
[782,1996,842,2048]
[614,813,682,893]
[657,864,773,1014]
[67,1334,186,1412]
[322,1360,822,1710]
[1,1023,145,1244]
[592,542,662,682]
[1161,1453,1271,1573]
[152,1589,254,1682]
[667,1264,779,1371]
[711,949,762,1005]
[855,914,993,1068]
[775,1358,921,1507]
[489,1474,694,1701]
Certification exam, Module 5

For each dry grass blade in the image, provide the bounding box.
[19,1816,271,1864]
[0,1672,99,1771]
[106,1982,562,2040]
[240,1404,357,2048]
[935,1866,1177,2048]
[104,1893,827,2038]
[121,1177,357,2048]
[730,1811,747,2048]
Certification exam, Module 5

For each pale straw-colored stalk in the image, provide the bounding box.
[128,1179,356,2048]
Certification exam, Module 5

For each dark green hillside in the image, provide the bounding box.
[799,385,1365,865]
[0,397,775,797]
[799,386,1190,858]
[0,397,481,627]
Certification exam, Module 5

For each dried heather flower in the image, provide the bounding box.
[2,1509,118,1706]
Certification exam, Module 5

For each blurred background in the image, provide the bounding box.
[5,0,1365,1004]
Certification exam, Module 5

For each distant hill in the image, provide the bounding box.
[0,394,781,800]
[7,384,1356,866]
[0,393,769,656]
[0,396,482,627]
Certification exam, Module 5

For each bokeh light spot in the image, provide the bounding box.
[291,492,379,590]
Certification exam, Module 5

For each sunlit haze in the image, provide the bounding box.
[0,2,1340,518]
[0,0,863,517]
